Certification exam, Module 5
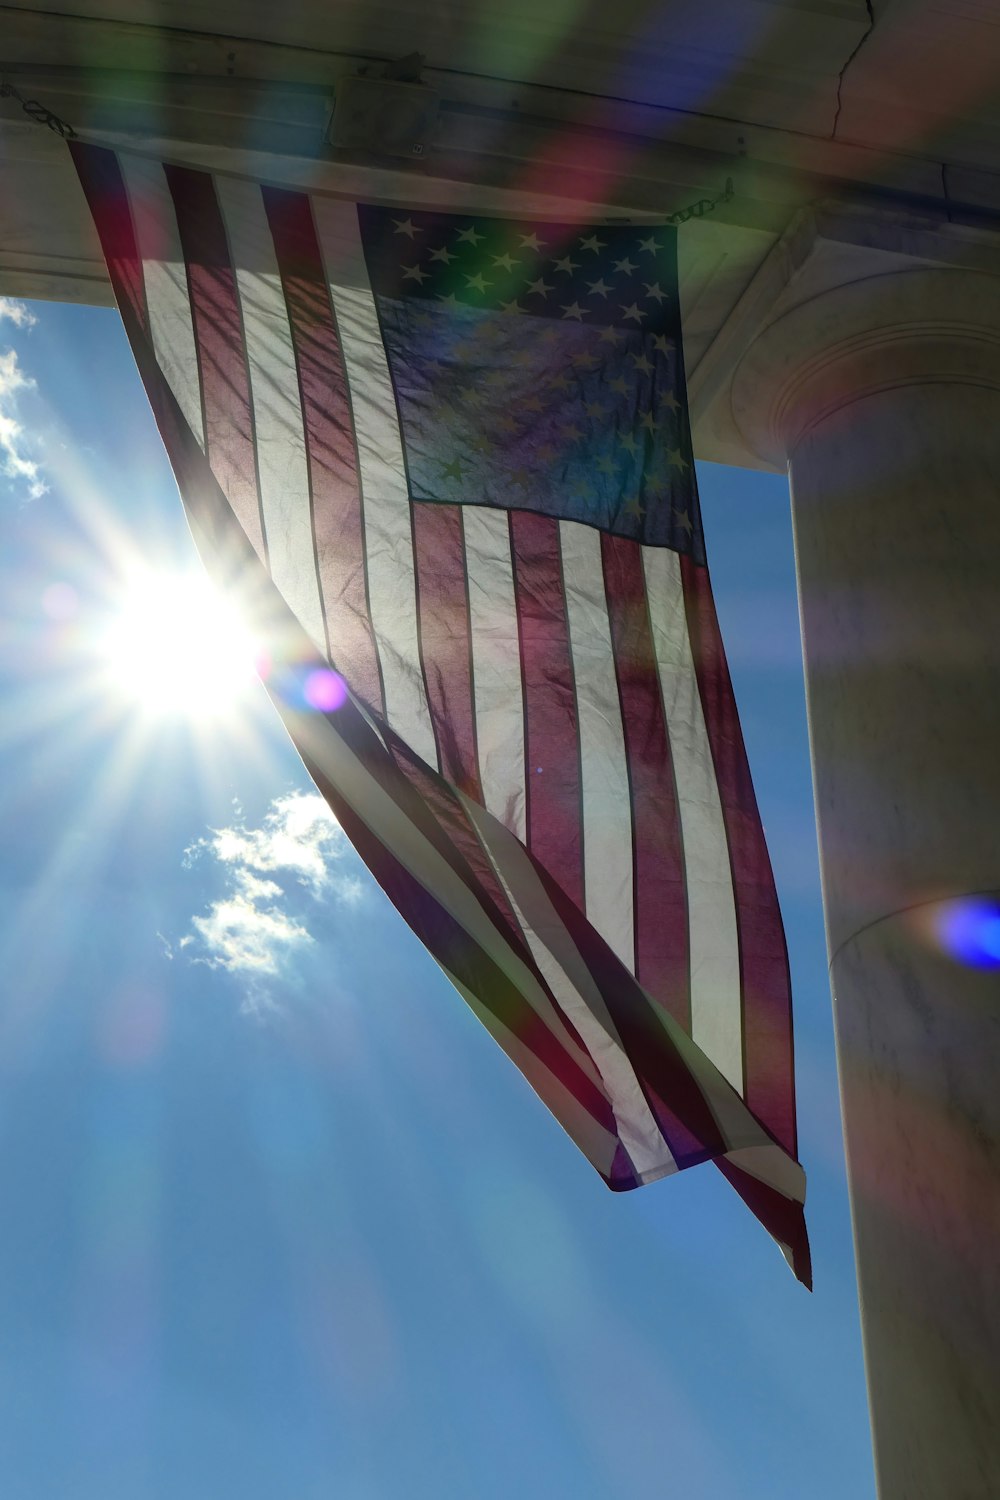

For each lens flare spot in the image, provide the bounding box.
[303,668,347,712]
[42,581,79,621]
[98,986,167,1068]
[935,897,1000,970]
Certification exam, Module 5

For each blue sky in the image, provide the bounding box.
[0,296,874,1499]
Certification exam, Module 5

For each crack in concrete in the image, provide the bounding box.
[831,0,876,141]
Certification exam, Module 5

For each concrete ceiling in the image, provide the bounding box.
[1,0,998,466]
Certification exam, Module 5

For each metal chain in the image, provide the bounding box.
[0,80,76,139]
[0,77,733,223]
[666,177,734,225]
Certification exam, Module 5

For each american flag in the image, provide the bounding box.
[72,141,809,1284]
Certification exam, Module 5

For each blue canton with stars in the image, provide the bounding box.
[358,206,704,561]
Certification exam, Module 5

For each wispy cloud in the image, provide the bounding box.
[0,300,46,500]
[180,791,363,982]
[0,297,38,330]
[205,791,356,899]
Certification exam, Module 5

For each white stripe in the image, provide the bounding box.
[461,794,676,1181]
[310,197,437,768]
[214,174,326,655]
[559,521,634,970]
[643,545,743,1092]
[462,506,526,840]
[119,153,204,449]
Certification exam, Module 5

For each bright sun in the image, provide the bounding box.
[101,569,261,719]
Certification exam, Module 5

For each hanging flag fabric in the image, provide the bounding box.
[71,140,810,1284]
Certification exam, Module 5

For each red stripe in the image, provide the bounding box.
[716,1158,811,1288]
[533,856,727,1166]
[261,187,384,716]
[681,554,796,1156]
[162,164,267,566]
[411,502,481,798]
[601,534,690,1030]
[510,511,585,912]
[69,143,148,338]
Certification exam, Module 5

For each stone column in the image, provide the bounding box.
[732,269,1000,1499]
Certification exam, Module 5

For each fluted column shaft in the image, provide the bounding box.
[733,270,1000,1500]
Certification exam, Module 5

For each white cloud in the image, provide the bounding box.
[180,791,363,980]
[183,894,312,977]
[0,332,47,500]
[197,790,364,900]
[0,298,37,329]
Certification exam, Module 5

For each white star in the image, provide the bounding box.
[525,277,553,298]
[492,251,520,272]
[552,256,580,275]
[637,234,661,254]
[652,333,675,355]
[499,298,523,314]
[638,410,658,433]
[437,292,462,308]
[465,271,492,293]
[667,447,690,472]
[643,281,667,303]
[586,278,612,297]
[631,351,653,374]
[598,326,624,344]
[428,245,455,264]
[401,263,428,284]
[613,256,638,275]
[660,391,681,413]
[393,217,421,238]
[456,225,484,245]
[621,303,644,323]
[519,232,546,251]
[578,234,606,254]
[619,433,640,456]
[561,301,589,320]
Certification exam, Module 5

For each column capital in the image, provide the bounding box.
[731,267,1000,466]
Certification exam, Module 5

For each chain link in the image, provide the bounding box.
[666,177,734,225]
[0,80,76,139]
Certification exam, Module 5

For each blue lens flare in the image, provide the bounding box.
[936,898,1000,969]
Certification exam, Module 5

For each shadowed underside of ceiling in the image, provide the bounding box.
[1,0,998,465]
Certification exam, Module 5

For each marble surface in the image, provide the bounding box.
[734,266,1000,1499]
[833,915,1000,1500]
[791,376,1000,955]
[734,269,1000,951]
